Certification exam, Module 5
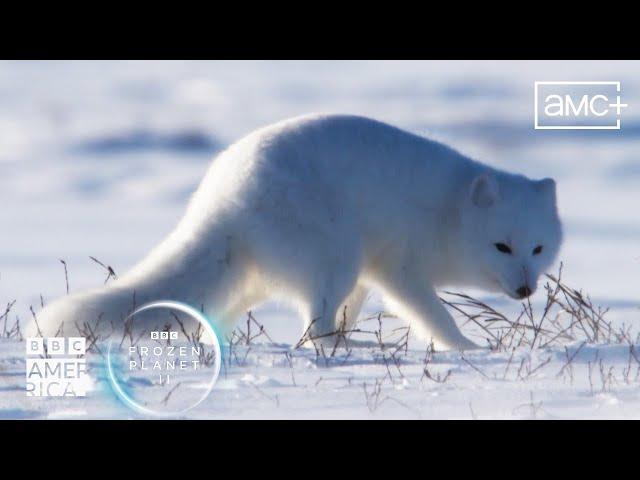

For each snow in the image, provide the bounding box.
[1,60,639,418]
[3,335,640,419]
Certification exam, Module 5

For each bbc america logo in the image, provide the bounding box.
[25,337,88,397]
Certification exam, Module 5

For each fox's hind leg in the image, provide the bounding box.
[299,268,359,349]
[336,285,368,331]
[205,265,269,339]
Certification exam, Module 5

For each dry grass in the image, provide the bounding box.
[1,300,21,341]
[440,263,637,352]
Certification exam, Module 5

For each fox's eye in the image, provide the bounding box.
[494,243,512,254]
[532,245,543,255]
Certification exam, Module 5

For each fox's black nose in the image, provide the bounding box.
[516,286,532,298]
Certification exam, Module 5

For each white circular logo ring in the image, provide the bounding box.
[106,300,221,417]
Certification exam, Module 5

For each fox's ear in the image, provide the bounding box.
[536,178,556,201]
[470,174,499,208]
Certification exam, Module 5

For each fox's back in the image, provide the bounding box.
[201,115,476,226]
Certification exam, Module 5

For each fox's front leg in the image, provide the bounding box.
[375,265,480,351]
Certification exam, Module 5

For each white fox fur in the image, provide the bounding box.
[27,114,562,350]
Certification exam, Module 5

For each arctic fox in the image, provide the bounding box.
[28,114,562,350]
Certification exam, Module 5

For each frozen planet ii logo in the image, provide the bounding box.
[107,301,222,416]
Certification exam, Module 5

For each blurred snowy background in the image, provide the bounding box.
[1,60,639,344]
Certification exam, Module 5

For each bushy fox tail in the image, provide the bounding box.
[26,219,255,339]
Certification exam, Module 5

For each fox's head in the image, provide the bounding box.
[460,173,562,300]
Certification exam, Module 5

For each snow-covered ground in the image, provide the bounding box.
[1,60,639,419]
[4,336,640,419]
